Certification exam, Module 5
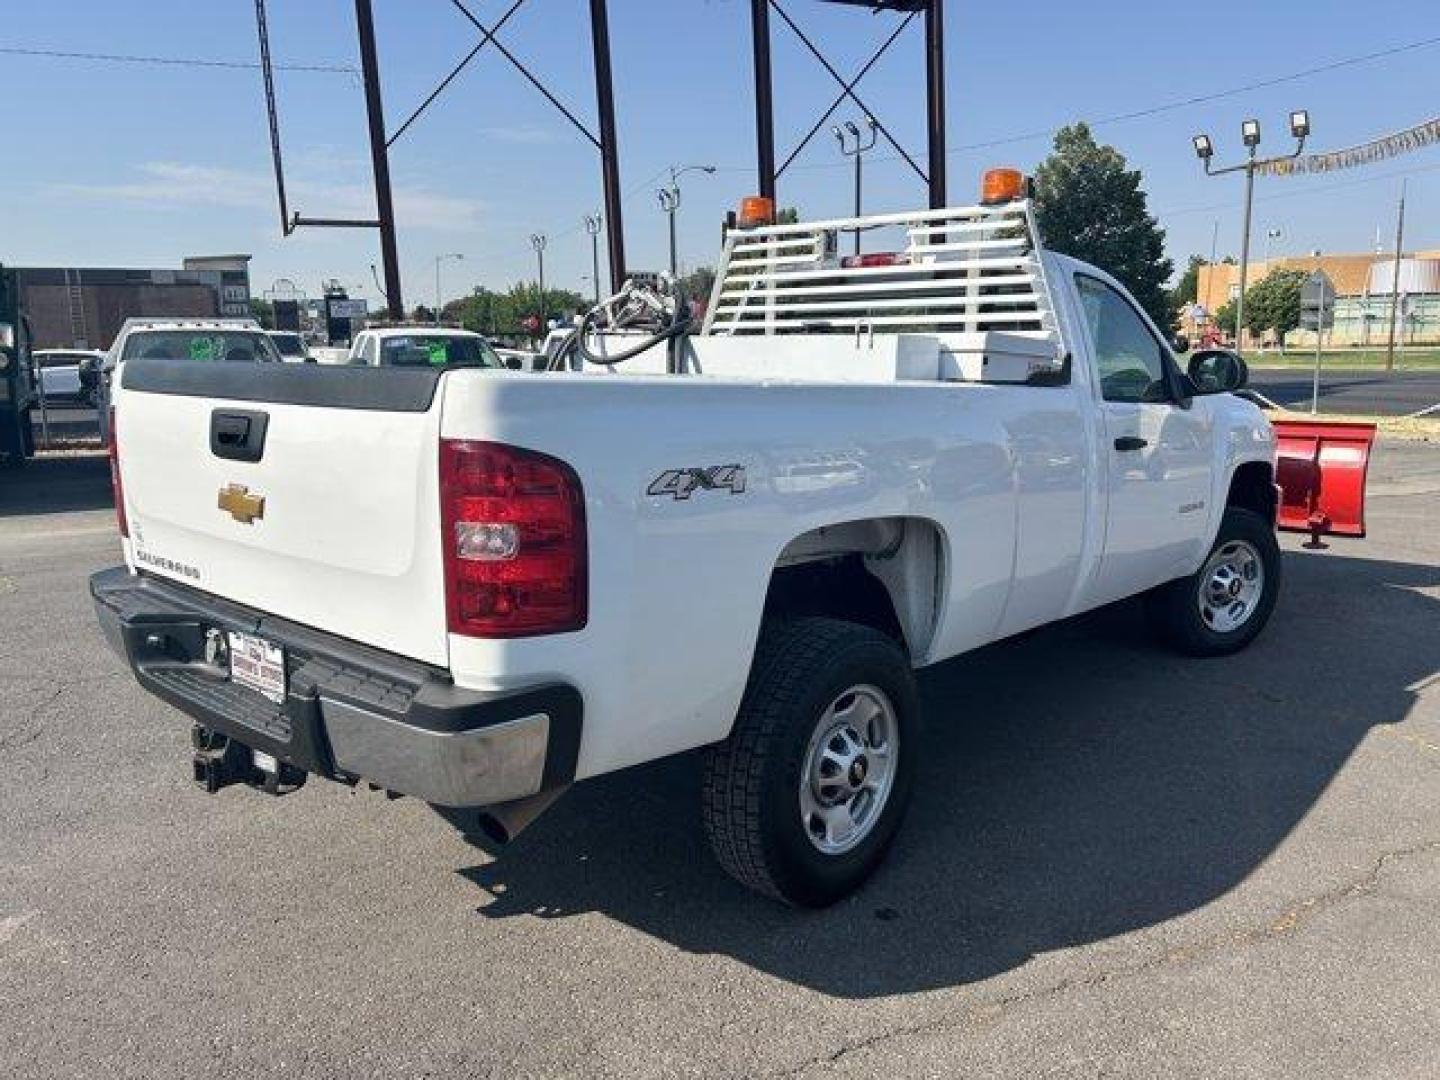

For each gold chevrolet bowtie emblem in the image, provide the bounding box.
[217,483,265,524]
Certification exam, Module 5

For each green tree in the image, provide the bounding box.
[1170,254,1206,320]
[678,265,716,305]
[1211,269,1306,348]
[441,283,585,339]
[248,298,274,328]
[1214,298,1237,339]
[1242,268,1306,348]
[1033,123,1173,328]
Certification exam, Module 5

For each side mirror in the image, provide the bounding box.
[1171,334,1191,355]
[1187,349,1248,394]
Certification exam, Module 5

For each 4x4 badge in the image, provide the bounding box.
[217,483,265,524]
[647,465,746,501]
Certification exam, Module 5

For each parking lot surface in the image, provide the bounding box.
[2,443,1438,1078]
[1248,368,1440,416]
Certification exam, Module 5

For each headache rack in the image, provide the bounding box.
[701,199,1061,345]
[682,199,1066,384]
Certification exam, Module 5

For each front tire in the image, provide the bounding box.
[701,617,918,907]
[1146,507,1281,656]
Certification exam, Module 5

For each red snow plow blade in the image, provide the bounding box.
[1270,418,1377,543]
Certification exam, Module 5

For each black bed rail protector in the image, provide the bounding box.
[119,356,443,412]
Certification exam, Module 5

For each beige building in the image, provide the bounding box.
[1193,250,1440,347]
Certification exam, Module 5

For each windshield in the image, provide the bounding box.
[376,334,502,369]
[122,330,282,364]
[268,333,306,357]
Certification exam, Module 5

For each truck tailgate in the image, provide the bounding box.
[114,359,449,666]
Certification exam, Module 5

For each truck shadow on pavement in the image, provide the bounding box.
[461,549,1440,998]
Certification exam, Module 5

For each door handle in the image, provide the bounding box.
[1113,436,1148,452]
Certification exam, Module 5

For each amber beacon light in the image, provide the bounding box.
[737,196,777,229]
[980,168,1027,205]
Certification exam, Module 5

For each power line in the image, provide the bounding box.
[0,45,356,74]
[716,32,1440,174]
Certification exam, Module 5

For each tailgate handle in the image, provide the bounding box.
[210,409,269,463]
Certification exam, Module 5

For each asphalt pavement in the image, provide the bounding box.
[1248,368,1440,416]
[2,446,1438,1078]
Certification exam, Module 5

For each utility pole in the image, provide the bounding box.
[924,0,946,209]
[584,214,603,305]
[834,117,878,255]
[354,0,403,320]
[530,233,547,338]
[750,0,775,202]
[1385,180,1407,373]
[658,188,680,276]
[656,165,715,278]
[588,0,625,292]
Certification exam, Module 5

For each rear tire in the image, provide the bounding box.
[701,617,918,907]
[1146,507,1281,656]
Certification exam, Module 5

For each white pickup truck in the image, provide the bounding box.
[93,180,1293,906]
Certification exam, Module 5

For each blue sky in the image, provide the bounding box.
[1,0,1437,308]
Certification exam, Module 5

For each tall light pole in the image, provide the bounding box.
[656,164,715,277]
[433,252,462,325]
[530,233,547,338]
[583,213,603,305]
[1265,227,1283,266]
[834,116,878,255]
[1192,110,1309,349]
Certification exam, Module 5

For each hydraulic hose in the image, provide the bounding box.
[555,276,692,370]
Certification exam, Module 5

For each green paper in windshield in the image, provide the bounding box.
[425,341,448,366]
[189,336,219,362]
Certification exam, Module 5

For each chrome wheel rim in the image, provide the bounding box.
[799,684,899,856]
[1197,539,1265,634]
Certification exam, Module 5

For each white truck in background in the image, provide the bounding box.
[93,176,1289,906]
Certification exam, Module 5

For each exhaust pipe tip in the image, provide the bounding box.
[443,786,570,848]
[473,811,514,846]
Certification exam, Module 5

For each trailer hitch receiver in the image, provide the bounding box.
[190,724,307,796]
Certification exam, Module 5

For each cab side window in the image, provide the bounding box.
[1075,275,1170,404]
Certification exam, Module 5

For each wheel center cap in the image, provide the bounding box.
[1229,579,1242,597]
[849,757,868,786]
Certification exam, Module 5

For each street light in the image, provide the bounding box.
[433,253,463,325]
[1265,227,1283,265]
[1192,110,1310,348]
[656,164,716,277]
[583,213,603,305]
[834,116,878,255]
[530,233,547,339]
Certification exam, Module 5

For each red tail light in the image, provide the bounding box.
[108,406,128,538]
[439,440,587,638]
